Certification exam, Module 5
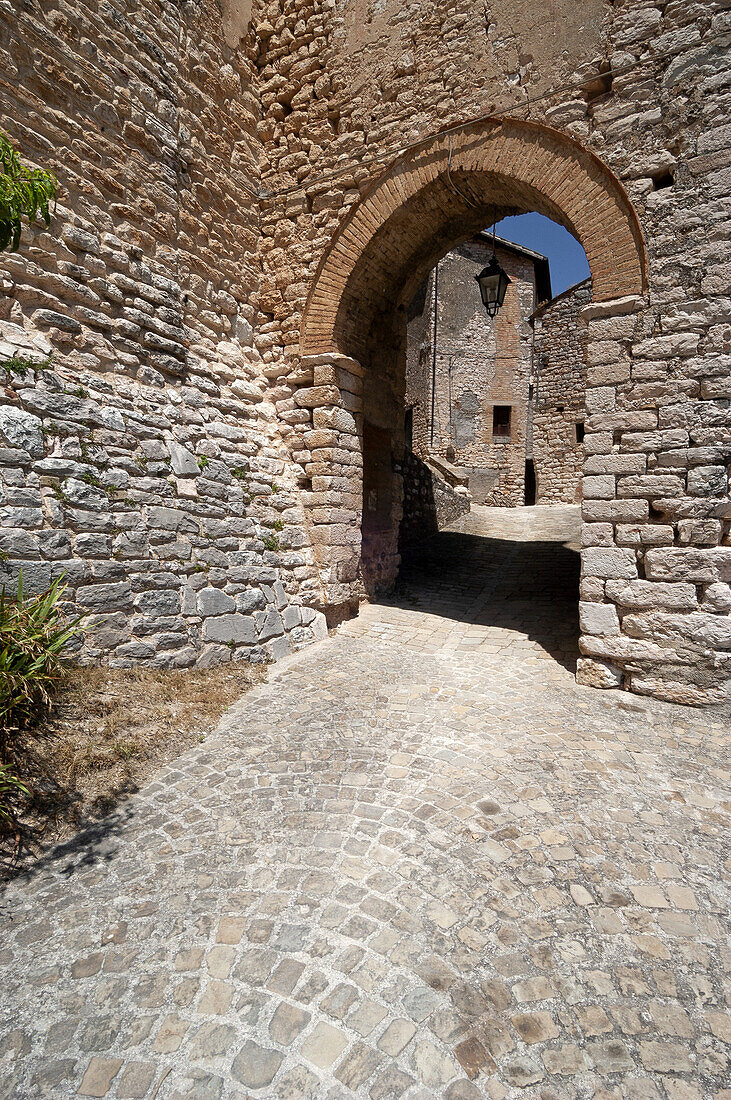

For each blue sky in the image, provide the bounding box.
[490,213,590,297]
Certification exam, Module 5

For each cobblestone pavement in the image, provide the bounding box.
[1,506,729,1100]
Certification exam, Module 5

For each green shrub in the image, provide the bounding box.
[0,574,80,741]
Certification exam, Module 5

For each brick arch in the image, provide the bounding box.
[301,117,648,359]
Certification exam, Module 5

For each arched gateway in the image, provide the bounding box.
[293,118,653,688]
[301,117,648,359]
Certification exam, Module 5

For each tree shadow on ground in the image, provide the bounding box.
[381,527,581,675]
[1,788,138,887]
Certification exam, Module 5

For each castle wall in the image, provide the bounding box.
[0,0,328,666]
[532,280,592,505]
[0,0,728,703]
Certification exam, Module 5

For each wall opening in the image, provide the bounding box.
[298,116,647,632]
[524,460,537,506]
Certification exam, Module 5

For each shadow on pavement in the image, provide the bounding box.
[382,526,581,675]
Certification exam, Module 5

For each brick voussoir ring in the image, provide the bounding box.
[301,116,648,359]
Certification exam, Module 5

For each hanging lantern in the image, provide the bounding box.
[474,255,511,318]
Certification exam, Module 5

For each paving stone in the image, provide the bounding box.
[0,507,728,1100]
[188,1022,238,1059]
[454,1036,496,1078]
[230,1041,284,1088]
[268,1001,311,1044]
[410,1038,460,1087]
[152,1014,189,1053]
[369,1066,416,1098]
[275,1064,322,1098]
[301,1022,349,1069]
[196,980,233,1015]
[377,1019,417,1056]
[334,1041,384,1088]
[77,1057,123,1097]
[216,917,246,945]
[115,1061,156,1098]
[511,1011,560,1044]
[348,999,389,1037]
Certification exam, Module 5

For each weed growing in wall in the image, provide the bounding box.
[0,133,57,252]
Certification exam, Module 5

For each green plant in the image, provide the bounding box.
[262,533,279,552]
[112,738,140,760]
[0,573,81,739]
[81,471,103,488]
[232,466,248,481]
[0,548,8,564]
[197,456,209,470]
[273,519,284,532]
[0,133,58,252]
[1,355,51,377]
[0,762,29,827]
[271,482,279,494]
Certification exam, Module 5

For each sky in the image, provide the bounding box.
[489,212,590,297]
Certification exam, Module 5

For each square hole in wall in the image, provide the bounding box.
[492,405,511,439]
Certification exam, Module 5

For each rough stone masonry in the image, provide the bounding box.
[0,0,729,705]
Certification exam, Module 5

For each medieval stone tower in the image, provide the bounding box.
[0,0,729,705]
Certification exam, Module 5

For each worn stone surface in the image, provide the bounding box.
[0,507,728,1099]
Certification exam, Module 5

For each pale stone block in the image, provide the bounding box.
[579,601,620,636]
[582,475,615,499]
[615,524,674,546]
[605,579,698,610]
[582,549,638,580]
[644,547,731,583]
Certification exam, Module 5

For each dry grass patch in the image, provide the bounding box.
[1,661,267,876]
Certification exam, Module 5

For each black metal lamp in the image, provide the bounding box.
[475,254,511,318]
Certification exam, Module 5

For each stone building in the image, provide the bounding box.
[532,278,593,505]
[405,233,553,507]
[0,0,729,704]
[404,238,592,510]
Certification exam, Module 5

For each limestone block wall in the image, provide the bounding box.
[531,280,592,505]
[0,0,728,703]
[264,0,731,705]
[399,453,471,550]
[0,0,328,665]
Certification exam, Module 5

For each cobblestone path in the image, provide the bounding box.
[1,507,729,1100]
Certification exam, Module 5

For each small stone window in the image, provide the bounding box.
[492,405,511,439]
[575,421,585,444]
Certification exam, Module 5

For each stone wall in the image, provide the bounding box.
[405,236,548,507]
[0,0,729,703]
[0,0,328,665]
[531,280,592,504]
[399,452,471,549]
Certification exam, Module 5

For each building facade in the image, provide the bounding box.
[532,279,593,505]
[405,236,591,509]
[405,234,551,507]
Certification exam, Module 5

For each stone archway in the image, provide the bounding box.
[301,116,647,360]
[295,116,648,652]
